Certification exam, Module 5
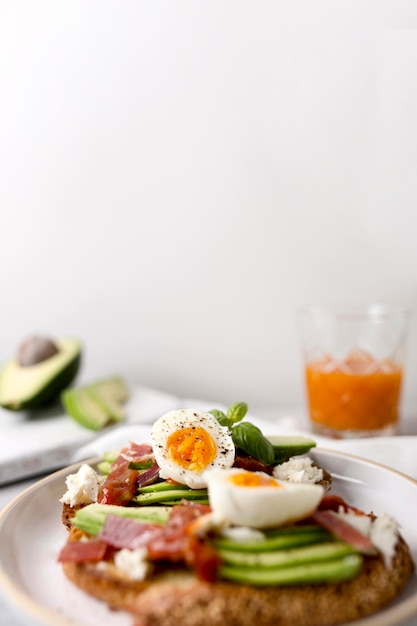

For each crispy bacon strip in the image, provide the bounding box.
[99,514,163,550]
[58,539,108,563]
[123,442,154,461]
[98,443,154,505]
[98,457,138,505]
[318,494,365,515]
[137,462,160,487]
[233,452,274,475]
[146,501,220,582]
[312,509,376,555]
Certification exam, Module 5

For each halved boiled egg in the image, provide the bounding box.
[151,409,235,488]
[204,467,324,529]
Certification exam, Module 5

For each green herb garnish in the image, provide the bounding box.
[209,402,275,466]
[209,402,249,429]
[232,422,275,466]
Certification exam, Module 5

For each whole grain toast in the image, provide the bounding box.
[61,526,414,626]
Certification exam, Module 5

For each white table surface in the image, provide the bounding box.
[1,404,416,626]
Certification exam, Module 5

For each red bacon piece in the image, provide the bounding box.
[123,442,153,461]
[98,457,138,505]
[146,502,207,560]
[98,514,163,550]
[58,539,108,563]
[312,509,376,555]
[146,502,220,582]
[137,462,160,487]
[318,494,350,512]
[98,442,154,505]
[233,452,274,475]
[318,494,366,516]
[185,534,222,582]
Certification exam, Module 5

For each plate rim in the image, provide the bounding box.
[0,448,416,626]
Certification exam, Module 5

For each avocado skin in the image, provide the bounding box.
[21,353,81,410]
[0,345,82,411]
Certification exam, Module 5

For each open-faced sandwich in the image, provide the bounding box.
[58,403,415,626]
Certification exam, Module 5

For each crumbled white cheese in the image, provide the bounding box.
[272,457,323,484]
[220,525,265,543]
[59,464,105,506]
[114,548,150,580]
[335,510,399,568]
[370,514,399,568]
[336,509,373,536]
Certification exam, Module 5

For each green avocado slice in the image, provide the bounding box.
[61,386,110,430]
[0,338,82,411]
[88,377,129,422]
[219,554,363,586]
[73,503,171,535]
[266,435,317,463]
[61,377,129,430]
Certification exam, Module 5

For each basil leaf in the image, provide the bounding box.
[232,422,275,466]
[226,402,248,424]
[209,409,231,428]
[209,409,227,420]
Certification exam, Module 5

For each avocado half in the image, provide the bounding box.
[0,337,82,411]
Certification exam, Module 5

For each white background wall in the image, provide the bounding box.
[1,1,417,416]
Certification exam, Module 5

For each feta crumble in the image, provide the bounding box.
[336,510,399,568]
[114,548,150,580]
[370,514,399,568]
[273,457,323,484]
[336,509,372,536]
[59,464,105,506]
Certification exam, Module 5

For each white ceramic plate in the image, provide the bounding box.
[0,449,416,626]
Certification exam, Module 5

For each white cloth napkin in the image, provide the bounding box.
[73,387,417,481]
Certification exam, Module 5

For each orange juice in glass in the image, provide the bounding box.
[298,305,410,438]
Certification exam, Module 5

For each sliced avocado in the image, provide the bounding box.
[219,554,363,586]
[214,527,330,552]
[61,387,110,430]
[73,502,171,535]
[61,376,129,430]
[133,488,209,506]
[266,435,317,463]
[0,337,82,411]
[217,541,356,568]
[88,377,128,422]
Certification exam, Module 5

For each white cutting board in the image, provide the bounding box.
[0,386,181,483]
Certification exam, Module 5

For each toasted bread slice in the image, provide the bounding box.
[61,526,414,626]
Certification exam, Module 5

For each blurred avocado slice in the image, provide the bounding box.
[88,377,128,422]
[266,435,317,463]
[0,337,82,411]
[61,377,129,430]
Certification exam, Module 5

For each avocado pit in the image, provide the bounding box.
[0,336,82,411]
[17,336,60,367]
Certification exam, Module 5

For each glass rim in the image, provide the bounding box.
[297,304,412,321]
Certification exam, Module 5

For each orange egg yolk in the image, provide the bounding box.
[228,473,282,488]
[167,427,217,472]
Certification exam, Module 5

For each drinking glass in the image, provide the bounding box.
[298,305,410,438]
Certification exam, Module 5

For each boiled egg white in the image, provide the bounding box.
[204,467,324,529]
[151,409,235,489]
